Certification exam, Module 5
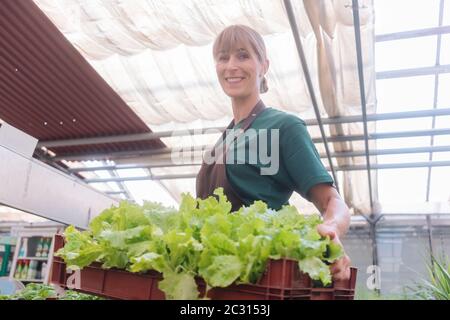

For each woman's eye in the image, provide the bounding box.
[238,53,249,60]
[218,55,228,62]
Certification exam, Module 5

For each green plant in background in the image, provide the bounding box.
[409,255,450,300]
[354,287,409,300]
[0,283,102,300]
[61,290,104,300]
[2,283,57,300]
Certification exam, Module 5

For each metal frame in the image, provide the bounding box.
[101,160,135,202]
[64,145,450,174]
[36,127,225,149]
[37,108,450,148]
[426,214,435,267]
[377,64,450,79]
[345,213,450,295]
[1,143,118,228]
[331,160,450,171]
[82,160,450,184]
[267,0,339,191]
[312,128,450,143]
[375,25,450,42]
[105,191,126,195]
[49,127,450,161]
[29,2,450,210]
[352,0,374,213]
[426,0,446,202]
[85,173,197,183]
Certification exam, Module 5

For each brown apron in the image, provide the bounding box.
[196,100,266,211]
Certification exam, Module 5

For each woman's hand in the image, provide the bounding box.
[317,222,351,281]
[309,183,352,281]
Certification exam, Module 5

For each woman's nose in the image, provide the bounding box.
[225,56,240,69]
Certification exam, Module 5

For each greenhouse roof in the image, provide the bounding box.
[1,0,449,217]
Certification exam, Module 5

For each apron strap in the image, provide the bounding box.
[213,100,266,161]
[196,100,267,210]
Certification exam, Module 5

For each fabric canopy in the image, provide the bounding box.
[34,0,377,215]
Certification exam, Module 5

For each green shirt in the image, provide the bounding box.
[225,107,334,210]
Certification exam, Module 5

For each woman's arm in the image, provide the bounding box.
[308,183,350,238]
[308,183,352,281]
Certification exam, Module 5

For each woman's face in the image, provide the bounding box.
[215,45,267,100]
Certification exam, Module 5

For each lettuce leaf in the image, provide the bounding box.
[58,187,345,299]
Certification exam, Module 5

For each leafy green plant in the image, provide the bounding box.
[0,283,102,300]
[61,290,104,300]
[409,255,450,300]
[355,286,409,300]
[56,188,343,300]
[3,283,57,300]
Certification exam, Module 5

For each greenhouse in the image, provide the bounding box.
[1,0,449,301]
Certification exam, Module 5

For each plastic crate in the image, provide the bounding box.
[51,234,357,300]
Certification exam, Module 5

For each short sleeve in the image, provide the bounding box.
[281,118,334,200]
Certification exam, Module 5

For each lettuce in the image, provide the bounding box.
[57,188,343,299]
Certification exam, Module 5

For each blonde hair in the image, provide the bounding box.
[213,25,269,94]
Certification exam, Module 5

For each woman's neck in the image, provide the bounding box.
[231,94,261,124]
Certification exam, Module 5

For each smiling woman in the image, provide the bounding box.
[213,24,269,105]
[195,24,352,282]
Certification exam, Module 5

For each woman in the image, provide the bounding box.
[196,25,351,281]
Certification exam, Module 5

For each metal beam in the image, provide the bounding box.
[37,127,224,149]
[66,145,450,173]
[52,144,208,161]
[426,214,435,268]
[369,216,381,295]
[326,145,450,158]
[285,0,340,190]
[352,0,374,211]
[426,0,445,202]
[69,162,202,172]
[331,160,450,171]
[101,160,134,202]
[37,108,450,149]
[52,128,450,161]
[312,128,450,143]
[105,191,126,195]
[1,144,118,228]
[376,25,450,42]
[33,148,81,179]
[85,173,197,183]
[306,108,450,125]
[82,160,450,183]
[377,64,450,79]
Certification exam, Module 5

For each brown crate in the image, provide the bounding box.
[102,269,153,300]
[51,260,66,286]
[258,259,312,289]
[310,267,358,300]
[53,233,64,263]
[51,234,357,300]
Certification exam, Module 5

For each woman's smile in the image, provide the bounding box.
[225,77,245,84]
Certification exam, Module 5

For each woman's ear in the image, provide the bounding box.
[263,59,270,75]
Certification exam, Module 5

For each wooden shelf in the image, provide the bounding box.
[9,230,58,285]
[17,256,49,261]
[15,278,44,283]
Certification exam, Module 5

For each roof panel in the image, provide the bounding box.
[441,34,450,65]
[429,167,450,201]
[0,0,165,157]
[377,167,429,203]
[374,0,441,35]
[438,74,450,107]
[375,36,437,72]
[376,118,433,133]
[445,3,450,25]
[376,76,435,113]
